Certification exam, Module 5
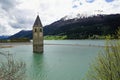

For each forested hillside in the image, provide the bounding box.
[8,14,120,39]
[44,14,120,39]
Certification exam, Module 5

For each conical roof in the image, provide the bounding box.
[33,15,42,27]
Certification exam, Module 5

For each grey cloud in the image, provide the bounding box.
[8,10,34,29]
[105,0,114,3]
[0,0,34,30]
[9,18,33,29]
[86,0,95,3]
[0,24,7,35]
[39,3,49,11]
[9,23,20,28]
[72,5,78,8]
[72,0,80,3]
[8,18,33,29]
[0,0,19,11]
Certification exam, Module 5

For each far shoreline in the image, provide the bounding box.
[0,42,32,48]
[0,40,107,48]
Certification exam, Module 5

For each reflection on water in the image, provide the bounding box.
[29,54,47,80]
[0,40,105,80]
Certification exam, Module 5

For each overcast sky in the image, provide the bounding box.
[0,0,120,35]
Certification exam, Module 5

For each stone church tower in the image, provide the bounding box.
[33,15,43,53]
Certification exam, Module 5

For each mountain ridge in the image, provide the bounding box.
[8,14,120,39]
[0,36,9,39]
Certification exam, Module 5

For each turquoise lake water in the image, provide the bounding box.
[0,40,105,80]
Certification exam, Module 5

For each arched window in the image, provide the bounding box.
[40,28,42,32]
[36,46,37,49]
[35,28,37,32]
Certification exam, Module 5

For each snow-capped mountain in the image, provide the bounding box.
[61,13,90,21]
[61,10,104,21]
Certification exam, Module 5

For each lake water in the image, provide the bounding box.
[0,40,105,80]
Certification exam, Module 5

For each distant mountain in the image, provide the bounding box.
[8,30,32,39]
[8,14,120,39]
[44,14,120,38]
[0,36,9,39]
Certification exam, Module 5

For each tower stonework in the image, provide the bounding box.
[33,15,43,53]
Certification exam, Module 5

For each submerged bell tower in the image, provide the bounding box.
[33,15,43,53]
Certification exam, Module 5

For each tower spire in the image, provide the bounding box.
[33,15,42,27]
